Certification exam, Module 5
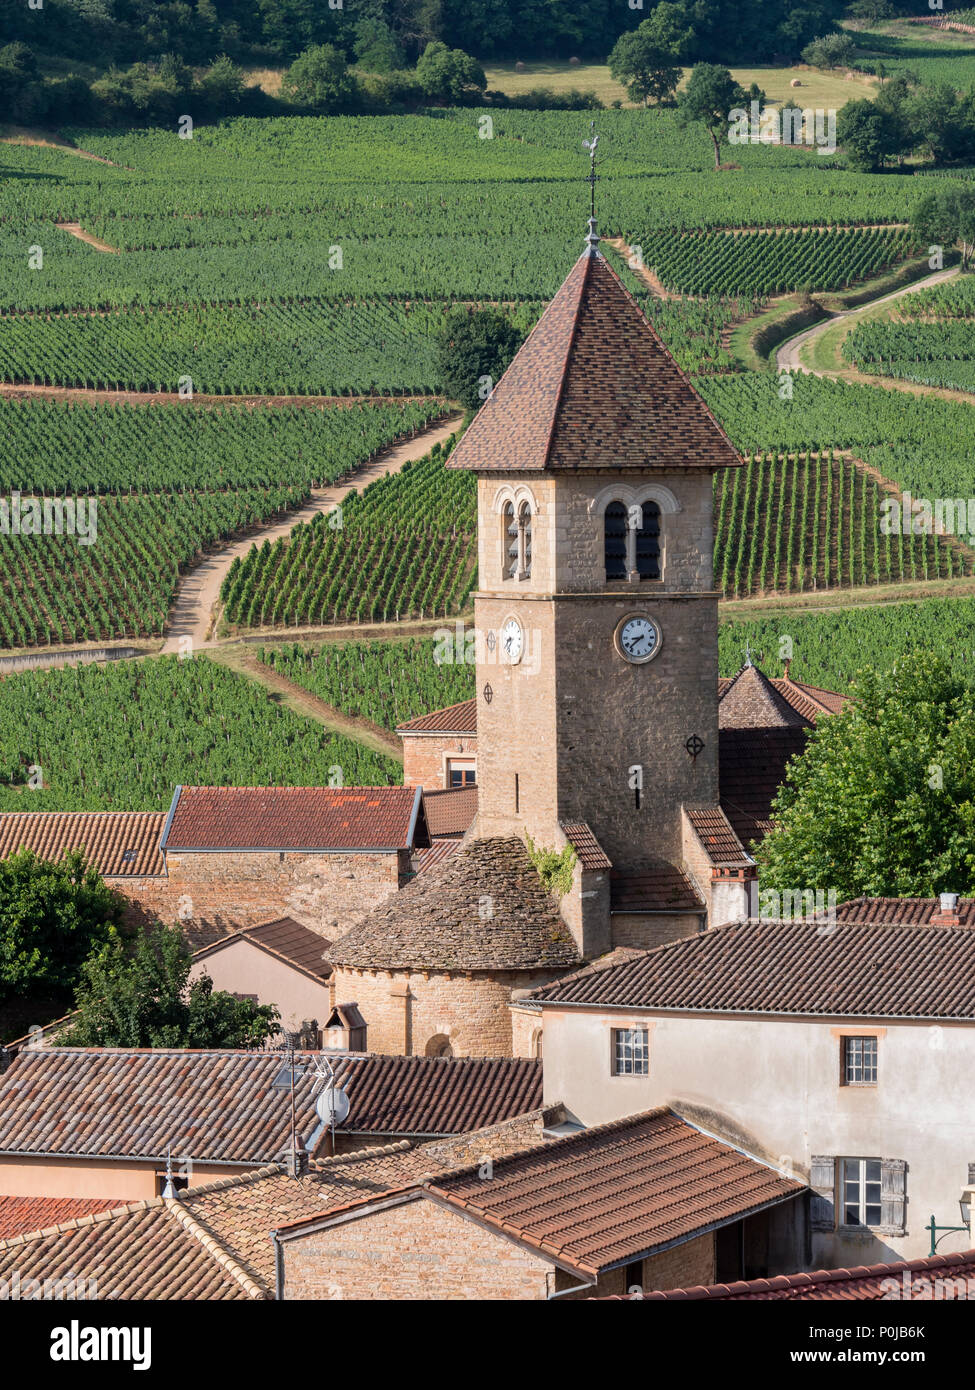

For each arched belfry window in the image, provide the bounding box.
[518,501,532,579]
[604,501,628,580]
[503,502,518,580]
[636,501,661,580]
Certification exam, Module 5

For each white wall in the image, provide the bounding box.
[539,1005,975,1266]
[189,939,331,1033]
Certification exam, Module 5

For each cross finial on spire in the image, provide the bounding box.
[583,121,600,254]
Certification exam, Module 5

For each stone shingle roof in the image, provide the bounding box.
[295,1109,803,1280]
[640,1250,975,1301]
[329,836,581,973]
[0,1049,544,1161]
[161,785,427,853]
[0,810,166,877]
[528,917,975,1020]
[447,248,742,475]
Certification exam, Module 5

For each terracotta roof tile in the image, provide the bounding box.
[529,917,975,1019]
[719,664,812,730]
[0,811,166,877]
[641,1249,975,1300]
[422,784,478,838]
[161,785,426,852]
[412,840,462,875]
[0,1195,123,1240]
[559,821,612,871]
[684,807,752,869]
[329,835,581,972]
[194,917,331,982]
[0,1049,544,1162]
[719,726,810,847]
[447,250,742,475]
[610,863,703,913]
[397,698,477,734]
[835,897,975,927]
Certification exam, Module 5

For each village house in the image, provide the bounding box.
[517,915,975,1267]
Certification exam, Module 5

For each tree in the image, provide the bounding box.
[282,43,360,111]
[801,33,856,70]
[836,98,893,170]
[912,183,975,269]
[607,3,693,108]
[61,922,279,1048]
[847,0,895,26]
[905,82,968,165]
[0,849,122,1002]
[197,54,245,112]
[414,40,486,103]
[436,307,523,410]
[676,63,747,170]
[757,654,975,900]
[353,17,405,72]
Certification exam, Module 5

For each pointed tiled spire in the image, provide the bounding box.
[719,664,812,731]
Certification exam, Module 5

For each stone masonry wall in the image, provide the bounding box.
[401,734,478,790]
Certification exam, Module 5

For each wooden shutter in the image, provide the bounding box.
[967,1162,975,1186]
[880,1158,907,1235]
[809,1155,836,1231]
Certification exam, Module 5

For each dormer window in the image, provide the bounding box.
[604,500,661,581]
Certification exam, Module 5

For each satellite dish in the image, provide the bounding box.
[316,1085,350,1126]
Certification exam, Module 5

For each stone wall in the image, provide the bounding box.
[401,734,478,790]
[330,964,567,1057]
[610,911,703,950]
[281,1193,555,1300]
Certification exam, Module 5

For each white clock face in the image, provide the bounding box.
[616,615,661,665]
[500,617,524,664]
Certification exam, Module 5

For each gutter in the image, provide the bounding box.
[273,1230,284,1301]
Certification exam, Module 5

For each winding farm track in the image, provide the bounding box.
[775,266,961,376]
[159,411,462,655]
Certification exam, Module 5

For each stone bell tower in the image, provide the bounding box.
[446,219,744,954]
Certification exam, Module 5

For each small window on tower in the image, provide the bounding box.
[503,502,518,580]
[604,501,628,581]
[636,502,661,580]
[519,502,532,579]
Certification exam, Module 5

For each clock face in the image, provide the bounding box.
[500,617,524,664]
[616,614,661,665]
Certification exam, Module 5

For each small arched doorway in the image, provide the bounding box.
[425,1033,453,1058]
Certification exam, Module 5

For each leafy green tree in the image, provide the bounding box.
[608,3,693,108]
[0,849,122,1002]
[912,182,975,270]
[801,33,855,69]
[847,0,895,25]
[415,41,486,103]
[905,82,969,165]
[758,654,975,900]
[62,922,280,1048]
[282,43,360,111]
[197,54,245,112]
[353,17,405,72]
[836,98,892,170]
[436,307,523,411]
[676,63,747,170]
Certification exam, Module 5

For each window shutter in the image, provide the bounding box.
[809,1155,836,1231]
[967,1162,975,1186]
[880,1158,907,1235]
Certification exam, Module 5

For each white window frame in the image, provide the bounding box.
[612,1026,650,1076]
[839,1156,884,1229]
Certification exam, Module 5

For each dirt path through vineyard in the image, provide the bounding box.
[56,223,121,253]
[160,411,462,655]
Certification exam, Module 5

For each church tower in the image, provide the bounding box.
[447,219,743,954]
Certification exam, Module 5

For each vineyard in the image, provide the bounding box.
[257,638,475,731]
[843,275,975,395]
[714,451,971,598]
[219,435,477,631]
[0,655,398,811]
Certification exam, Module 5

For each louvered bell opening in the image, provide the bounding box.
[519,503,532,578]
[636,501,661,580]
[604,501,628,580]
[504,503,519,579]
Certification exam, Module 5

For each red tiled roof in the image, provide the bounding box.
[0,1195,123,1240]
[412,840,462,875]
[641,1249,975,1300]
[560,821,612,871]
[300,1109,803,1279]
[835,897,975,928]
[0,1050,544,1161]
[684,807,752,869]
[422,784,478,838]
[610,864,703,914]
[719,726,810,846]
[447,248,742,475]
[0,811,166,877]
[161,786,426,852]
[528,916,975,1019]
[193,917,331,982]
[775,676,847,722]
[396,698,477,734]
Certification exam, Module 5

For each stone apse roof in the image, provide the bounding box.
[446,246,742,475]
[329,836,581,974]
[0,1048,544,1162]
[528,917,975,1020]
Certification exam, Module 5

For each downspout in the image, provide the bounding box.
[273,1231,284,1301]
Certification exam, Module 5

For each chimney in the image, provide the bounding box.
[936,892,960,926]
[285,1139,309,1180]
